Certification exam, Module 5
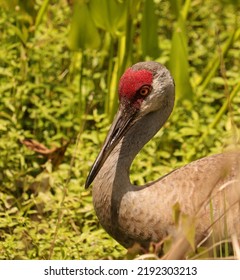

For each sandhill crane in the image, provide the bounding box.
[85,61,240,252]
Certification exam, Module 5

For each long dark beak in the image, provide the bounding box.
[85,105,137,189]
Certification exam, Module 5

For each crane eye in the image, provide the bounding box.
[139,85,151,96]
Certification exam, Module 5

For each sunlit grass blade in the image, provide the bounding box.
[34,0,50,31]
[168,16,193,100]
[141,0,159,59]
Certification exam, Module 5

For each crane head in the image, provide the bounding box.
[85,61,175,188]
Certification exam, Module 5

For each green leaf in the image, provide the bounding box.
[169,0,183,18]
[168,16,193,100]
[68,0,101,51]
[89,0,127,36]
[141,0,159,58]
[172,202,181,226]
[179,127,199,136]
[181,214,196,250]
[35,0,50,31]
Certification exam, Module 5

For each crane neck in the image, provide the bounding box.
[92,104,173,244]
[117,108,171,184]
[93,104,173,193]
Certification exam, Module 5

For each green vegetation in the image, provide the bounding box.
[0,0,239,259]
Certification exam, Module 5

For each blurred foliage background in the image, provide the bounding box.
[0,0,239,259]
